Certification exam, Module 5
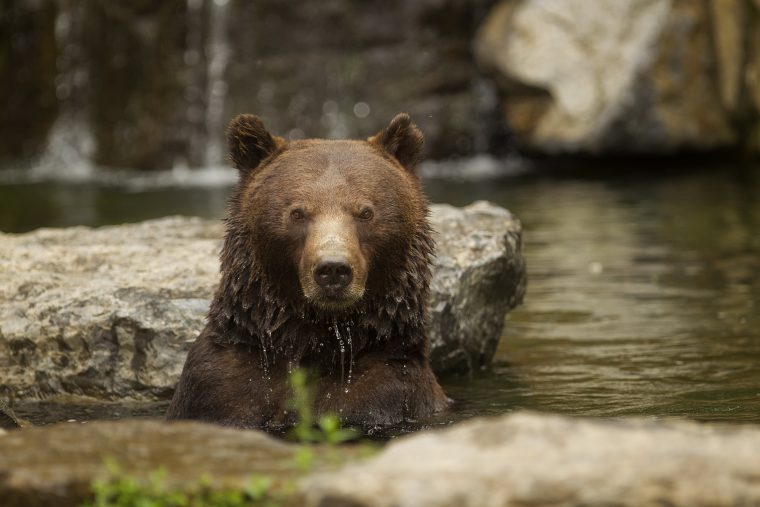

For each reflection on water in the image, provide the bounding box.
[3,161,760,425]
[430,162,760,424]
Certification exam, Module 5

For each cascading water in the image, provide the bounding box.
[203,0,231,167]
[34,2,94,180]
[183,0,208,168]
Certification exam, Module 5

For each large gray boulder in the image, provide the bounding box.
[475,0,760,155]
[303,412,760,507]
[0,202,525,401]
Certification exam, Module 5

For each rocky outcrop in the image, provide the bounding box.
[475,0,760,155]
[223,0,502,161]
[2,0,500,171]
[0,202,525,401]
[304,412,760,507]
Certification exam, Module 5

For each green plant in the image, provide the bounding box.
[83,459,287,507]
[82,370,368,506]
[287,369,358,445]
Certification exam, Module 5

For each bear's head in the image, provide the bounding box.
[223,113,429,317]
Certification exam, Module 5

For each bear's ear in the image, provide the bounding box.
[368,113,424,172]
[226,114,284,174]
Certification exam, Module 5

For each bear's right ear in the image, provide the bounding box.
[226,114,284,174]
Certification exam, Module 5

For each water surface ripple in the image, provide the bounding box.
[4,162,760,426]
[429,165,760,424]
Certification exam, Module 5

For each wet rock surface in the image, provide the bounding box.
[0,419,303,507]
[475,0,760,155]
[429,201,525,373]
[0,202,524,401]
[303,412,760,507]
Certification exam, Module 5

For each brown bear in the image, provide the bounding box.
[165,113,449,430]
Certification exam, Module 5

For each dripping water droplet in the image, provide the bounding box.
[333,318,345,385]
[345,323,354,386]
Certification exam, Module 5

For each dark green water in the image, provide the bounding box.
[4,160,760,426]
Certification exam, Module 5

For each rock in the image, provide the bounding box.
[0,0,58,165]
[429,202,525,373]
[0,419,306,507]
[4,0,501,171]
[0,202,525,401]
[5,413,760,507]
[474,0,760,155]
[303,412,760,507]
[223,0,501,161]
[747,1,760,152]
[0,400,21,430]
[0,217,221,401]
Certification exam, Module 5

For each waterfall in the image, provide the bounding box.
[34,2,94,180]
[203,0,231,167]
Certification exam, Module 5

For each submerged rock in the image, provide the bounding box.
[475,0,760,155]
[0,202,524,401]
[303,412,760,507]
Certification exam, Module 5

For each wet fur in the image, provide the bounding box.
[166,114,448,430]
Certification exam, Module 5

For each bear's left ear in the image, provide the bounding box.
[226,114,285,175]
[368,113,424,172]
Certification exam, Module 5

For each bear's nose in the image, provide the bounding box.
[314,257,353,293]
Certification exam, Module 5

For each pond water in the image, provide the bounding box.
[3,158,760,427]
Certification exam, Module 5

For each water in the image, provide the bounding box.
[429,160,760,424]
[3,159,760,426]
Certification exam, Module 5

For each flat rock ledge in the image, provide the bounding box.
[0,420,302,507]
[0,201,525,401]
[303,412,760,507]
[2,413,760,506]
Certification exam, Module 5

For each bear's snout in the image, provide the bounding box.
[314,256,353,295]
[298,214,368,311]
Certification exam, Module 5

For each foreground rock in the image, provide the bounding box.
[0,420,305,507]
[475,0,760,155]
[0,400,21,429]
[304,412,760,507]
[0,202,525,401]
[5,413,760,507]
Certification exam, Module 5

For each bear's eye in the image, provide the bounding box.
[290,208,306,221]
[358,208,374,221]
